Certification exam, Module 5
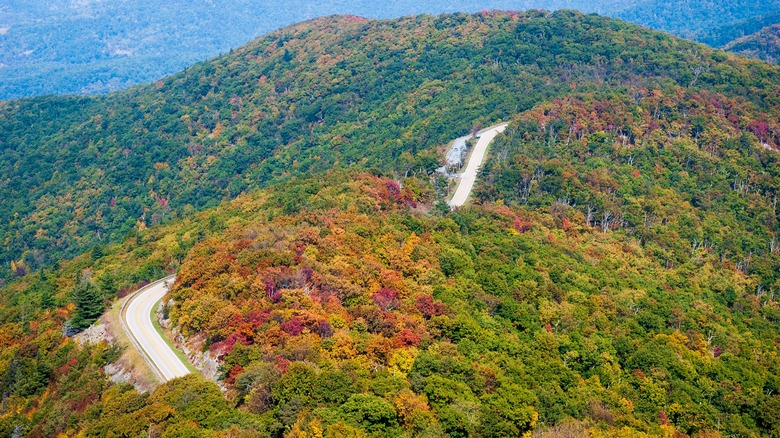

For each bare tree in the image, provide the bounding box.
[585,205,597,227]
[601,210,614,232]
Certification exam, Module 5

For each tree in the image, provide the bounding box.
[371,288,400,311]
[338,394,399,434]
[71,280,105,330]
[97,269,116,298]
[479,385,538,437]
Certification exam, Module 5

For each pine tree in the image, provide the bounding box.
[38,271,56,310]
[97,270,116,299]
[71,281,104,330]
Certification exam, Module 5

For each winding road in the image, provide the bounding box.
[118,123,507,381]
[121,276,190,382]
[448,122,508,208]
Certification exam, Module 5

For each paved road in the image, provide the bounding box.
[448,122,508,208]
[122,277,190,382]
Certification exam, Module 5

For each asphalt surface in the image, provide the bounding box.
[448,122,508,208]
[123,277,190,382]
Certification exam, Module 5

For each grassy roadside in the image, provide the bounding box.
[149,299,198,374]
[106,297,158,391]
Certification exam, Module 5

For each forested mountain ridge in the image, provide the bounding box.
[2,10,780,284]
[709,12,780,51]
[4,0,780,99]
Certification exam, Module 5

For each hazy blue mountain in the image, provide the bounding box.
[614,0,780,47]
[725,23,780,63]
[700,11,780,47]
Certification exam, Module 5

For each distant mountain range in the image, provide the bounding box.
[1,0,780,99]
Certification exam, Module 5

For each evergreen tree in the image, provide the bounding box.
[71,281,104,330]
[97,270,116,299]
[38,271,56,310]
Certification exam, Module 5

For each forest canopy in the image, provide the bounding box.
[2,10,779,283]
[2,10,780,437]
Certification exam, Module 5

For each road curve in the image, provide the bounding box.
[121,276,190,382]
[448,122,509,208]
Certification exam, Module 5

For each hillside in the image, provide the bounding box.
[2,10,780,436]
[701,11,780,48]
[4,124,780,435]
[3,0,780,99]
[2,10,780,283]
[725,24,780,64]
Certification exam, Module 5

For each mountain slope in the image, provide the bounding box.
[701,11,780,48]
[2,15,780,435]
[5,151,780,435]
[2,10,780,283]
[726,23,780,64]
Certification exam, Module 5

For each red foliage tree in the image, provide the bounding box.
[212,332,248,357]
[393,328,421,347]
[266,277,282,303]
[226,364,244,385]
[750,120,770,143]
[514,217,532,233]
[280,316,304,335]
[415,295,447,319]
[385,180,402,203]
[372,288,400,311]
[275,356,291,373]
[246,309,270,327]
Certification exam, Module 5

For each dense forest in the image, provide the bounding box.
[2,9,780,437]
[1,0,597,99]
[725,24,780,64]
[2,10,779,283]
[3,0,780,98]
[4,160,780,435]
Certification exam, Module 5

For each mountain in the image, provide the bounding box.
[2,10,780,437]
[3,10,779,284]
[0,0,603,99]
[5,114,780,435]
[3,0,780,99]
[725,23,780,64]
[614,0,780,47]
[699,11,780,48]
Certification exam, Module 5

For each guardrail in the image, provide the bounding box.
[118,274,176,384]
